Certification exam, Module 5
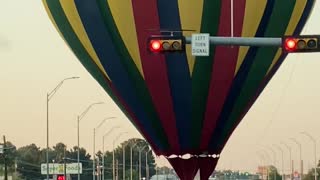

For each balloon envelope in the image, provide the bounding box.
[43,0,314,179]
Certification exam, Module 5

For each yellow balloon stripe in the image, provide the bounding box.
[108,0,144,78]
[234,0,267,76]
[59,0,110,80]
[178,0,204,75]
[266,0,307,74]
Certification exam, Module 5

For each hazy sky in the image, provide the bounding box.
[1,1,320,173]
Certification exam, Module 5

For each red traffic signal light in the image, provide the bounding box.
[284,38,297,51]
[148,35,185,53]
[57,175,65,180]
[282,35,319,53]
[150,40,161,52]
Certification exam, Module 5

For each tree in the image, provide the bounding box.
[267,166,282,180]
[16,144,43,180]
[303,160,320,180]
[16,143,93,180]
[52,142,67,163]
[67,146,92,180]
[0,141,17,170]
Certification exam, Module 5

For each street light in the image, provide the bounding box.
[131,143,138,180]
[301,132,317,180]
[274,144,284,180]
[102,126,120,180]
[266,146,277,180]
[121,141,133,180]
[93,117,116,180]
[46,76,79,180]
[281,142,293,180]
[145,149,152,180]
[257,150,270,180]
[290,138,303,177]
[77,102,104,180]
[113,132,128,180]
[138,145,148,180]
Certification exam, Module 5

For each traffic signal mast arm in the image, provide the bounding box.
[185,36,282,47]
[148,34,320,54]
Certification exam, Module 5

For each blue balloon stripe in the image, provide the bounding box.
[157,0,192,150]
[74,0,164,150]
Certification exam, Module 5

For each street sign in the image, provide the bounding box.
[41,163,82,175]
[0,145,3,154]
[191,33,210,56]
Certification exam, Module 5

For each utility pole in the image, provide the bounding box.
[3,136,8,180]
[64,146,67,180]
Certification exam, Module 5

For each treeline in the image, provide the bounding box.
[0,138,159,180]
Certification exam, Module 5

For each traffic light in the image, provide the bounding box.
[147,35,185,53]
[282,35,320,53]
[57,175,65,180]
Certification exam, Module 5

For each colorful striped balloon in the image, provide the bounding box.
[43,0,315,179]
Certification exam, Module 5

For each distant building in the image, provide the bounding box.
[150,174,179,180]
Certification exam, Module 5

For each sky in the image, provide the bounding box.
[1,0,320,173]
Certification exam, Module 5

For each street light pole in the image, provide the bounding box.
[290,138,303,178]
[122,141,131,180]
[301,132,317,180]
[113,132,128,180]
[93,117,116,180]
[281,142,293,180]
[131,143,138,180]
[274,144,285,180]
[145,149,152,180]
[76,102,104,180]
[123,144,126,180]
[93,129,96,180]
[102,126,120,180]
[257,151,269,180]
[267,147,277,180]
[46,76,79,180]
[261,150,272,180]
[138,146,148,180]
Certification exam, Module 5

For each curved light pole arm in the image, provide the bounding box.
[77,101,104,180]
[48,77,79,100]
[93,116,116,165]
[289,138,303,176]
[79,102,104,121]
[256,151,266,166]
[101,126,120,180]
[103,126,121,139]
[274,144,284,180]
[96,117,116,130]
[113,132,128,180]
[46,76,79,180]
[281,142,293,179]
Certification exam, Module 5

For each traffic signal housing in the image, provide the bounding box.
[282,35,320,53]
[147,35,186,53]
[57,175,65,180]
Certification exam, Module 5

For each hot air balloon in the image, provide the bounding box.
[42,0,315,179]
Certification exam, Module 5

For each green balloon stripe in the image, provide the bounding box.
[216,0,297,149]
[96,0,170,149]
[45,0,141,139]
[190,0,222,148]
